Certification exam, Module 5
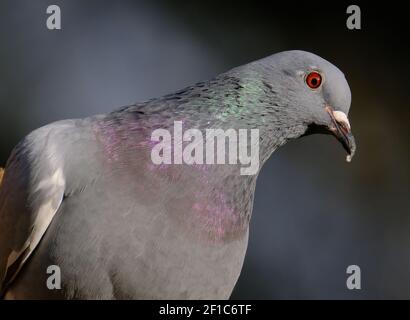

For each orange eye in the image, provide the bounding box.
[306,71,322,89]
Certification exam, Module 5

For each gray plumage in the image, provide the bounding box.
[0,50,355,299]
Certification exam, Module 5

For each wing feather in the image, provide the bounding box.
[0,127,66,297]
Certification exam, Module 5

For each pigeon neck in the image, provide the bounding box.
[99,72,308,242]
[114,70,308,172]
[147,72,307,169]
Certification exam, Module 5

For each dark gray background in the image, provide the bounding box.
[0,0,409,299]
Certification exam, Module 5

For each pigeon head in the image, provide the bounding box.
[238,50,356,161]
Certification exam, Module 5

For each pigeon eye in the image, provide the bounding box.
[306,72,322,89]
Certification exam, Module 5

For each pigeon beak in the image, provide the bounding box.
[325,106,356,162]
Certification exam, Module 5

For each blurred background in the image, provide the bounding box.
[0,0,409,299]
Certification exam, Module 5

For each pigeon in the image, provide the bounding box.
[0,50,355,299]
